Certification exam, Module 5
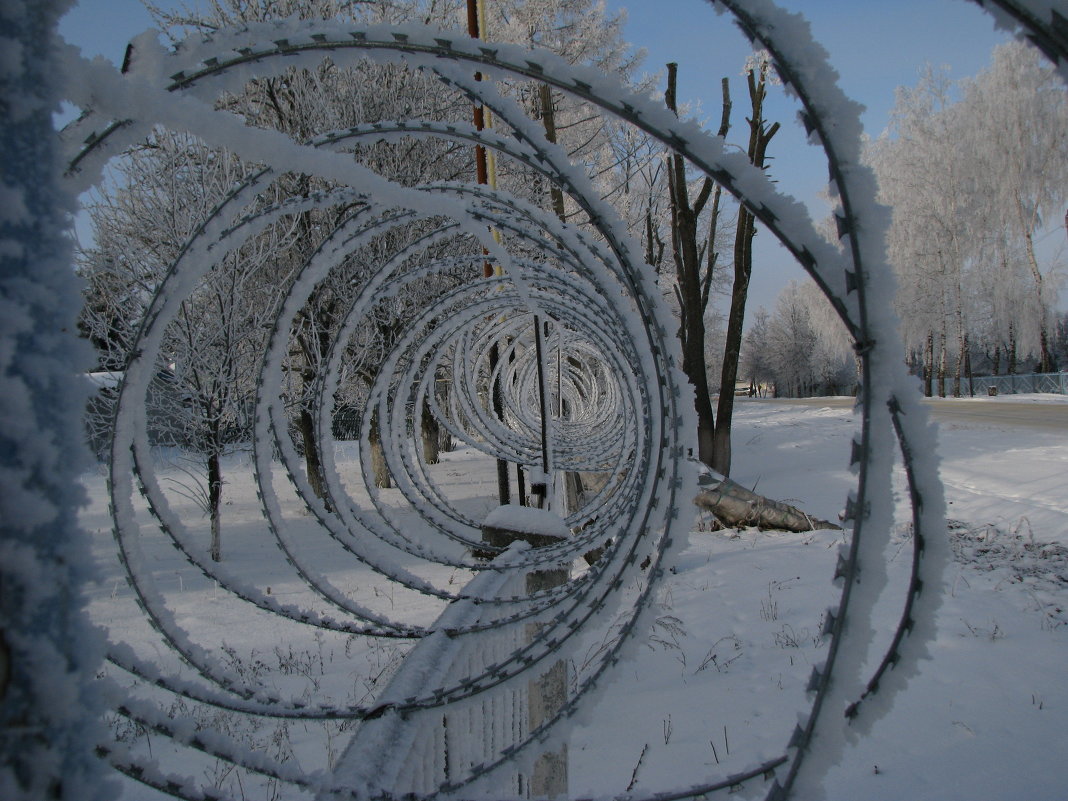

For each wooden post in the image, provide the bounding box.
[467,0,511,505]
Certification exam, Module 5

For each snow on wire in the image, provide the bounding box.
[50,1,1068,800]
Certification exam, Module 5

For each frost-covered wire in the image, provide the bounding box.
[57,1,1053,796]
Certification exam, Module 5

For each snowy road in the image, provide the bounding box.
[758,395,1068,431]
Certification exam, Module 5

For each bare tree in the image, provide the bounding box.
[661,64,732,466]
[711,55,779,475]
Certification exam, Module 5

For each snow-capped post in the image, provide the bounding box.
[0,1,111,799]
[482,505,571,798]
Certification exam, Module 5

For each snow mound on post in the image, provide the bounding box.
[483,505,570,539]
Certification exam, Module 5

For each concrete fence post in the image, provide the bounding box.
[482,505,571,799]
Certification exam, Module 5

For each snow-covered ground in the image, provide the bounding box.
[79,395,1068,800]
[572,396,1068,801]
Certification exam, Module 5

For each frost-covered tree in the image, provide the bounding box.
[962,40,1068,373]
[762,281,854,398]
[739,305,772,395]
[80,131,295,560]
[661,64,732,467]
[870,43,1067,393]
[145,0,476,496]
[470,0,646,231]
[871,67,976,397]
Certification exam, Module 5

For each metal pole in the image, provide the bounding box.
[532,316,551,509]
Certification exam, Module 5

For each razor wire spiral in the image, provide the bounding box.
[60,1,1068,799]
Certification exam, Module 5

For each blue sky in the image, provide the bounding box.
[607,0,1009,203]
[58,0,161,63]
[58,0,1014,313]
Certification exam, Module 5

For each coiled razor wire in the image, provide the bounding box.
[58,1,1068,799]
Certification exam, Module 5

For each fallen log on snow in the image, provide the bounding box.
[694,472,840,533]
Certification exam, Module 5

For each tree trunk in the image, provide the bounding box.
[538,83,567,220]
[937,326,947,398]
[297,399,330,507]
[208,448,222,562]
[711,221,750,474]
[1039,326,1052,373]
[295,305,334,507]
[421,397,440,465]
[953,345,964,398]
[953,291,965,397]
[992,343,1001,376]
[1008,320,1017,375]
[1016,192,1053,373]
[964,335,974,396]
[369,409,391,489]
[695,475,839,532]
[923,331,933,397]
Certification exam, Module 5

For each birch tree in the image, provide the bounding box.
[963,40,1068,373]
[871,68,976,396]
[870,44,1067,390]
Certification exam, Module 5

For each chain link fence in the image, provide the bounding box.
[970,372,1068,396]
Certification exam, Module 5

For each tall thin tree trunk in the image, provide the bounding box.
[712,210,752,473]
[938,326,947,398]
[923,332,934,397]
[964,335,974,396]
[1008,320,1018,375]
[992,343,1001,376]
[295,305,335,508]
[953,284,966,397]
[953,345,964,398]
[208,448,222,562]
[369,408,390,489]
[1016,193,1053,373]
